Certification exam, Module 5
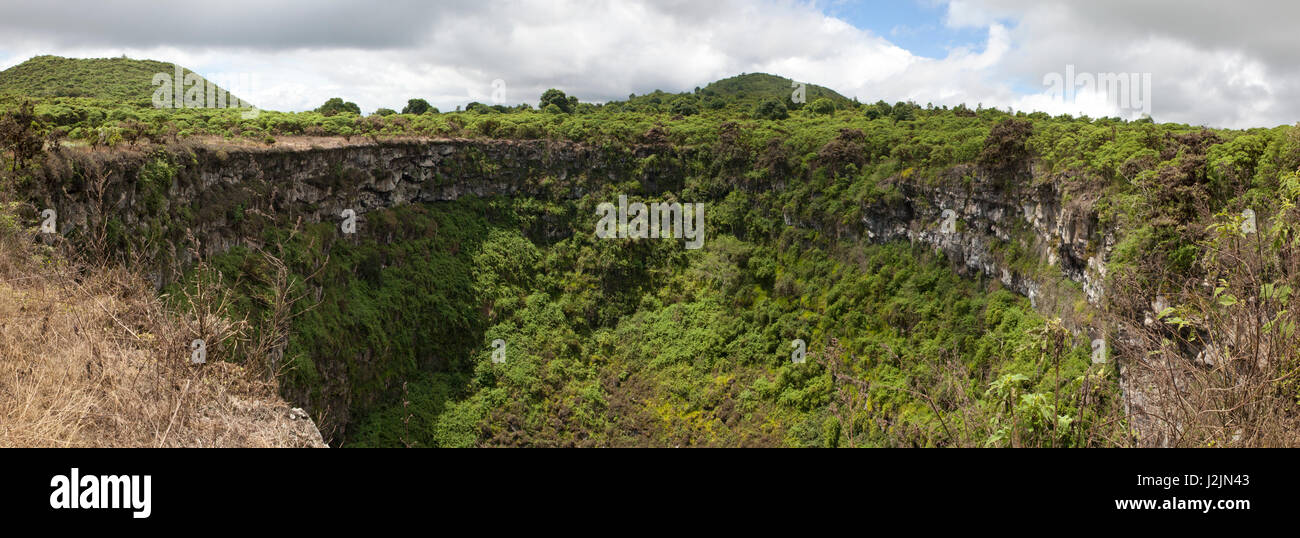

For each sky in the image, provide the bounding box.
[0,0,1293,129]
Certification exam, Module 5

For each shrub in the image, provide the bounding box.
[808,98,835,116]
[753,99,788,120]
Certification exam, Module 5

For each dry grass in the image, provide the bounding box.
[0,211,325,447]
[1109,196,1300,447]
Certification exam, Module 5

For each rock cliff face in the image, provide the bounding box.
[38,140,1109,301]
[860,165,1111,312]
[30,138,1129,441]
[33,139,684,283]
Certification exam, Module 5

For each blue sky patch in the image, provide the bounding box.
[824,0,991,59]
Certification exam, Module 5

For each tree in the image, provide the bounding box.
[120,119,147,147]
[808,98,835,116]
[891,101,917,122]
[864,100,891,120]
[977,118,1034,178]
[0,101,43,171]
[402,98,433,115]
[373,108,397,117]
[539,89,573,114]
[466,102,503,114]
[670,98,700,117]
[317,97,361,116]
[45,125,67,154]
[752,99,788,120]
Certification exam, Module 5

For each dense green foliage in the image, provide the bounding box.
[703,72,856,109]
[0,55,242,105]
[7,58,1300,447]
[316,97,361,116]
[199,193,1111,447]
[401,98,434,115]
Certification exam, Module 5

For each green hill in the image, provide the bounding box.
[701,72,856,108]
[0,55,245,107]
[604,72,859,116]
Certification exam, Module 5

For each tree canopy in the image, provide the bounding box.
[317,97,361,116]
[402,98,434,115]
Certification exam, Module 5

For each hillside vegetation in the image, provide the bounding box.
[702,72,858,107]
[0,55,243,105]
[1,59,1299,447]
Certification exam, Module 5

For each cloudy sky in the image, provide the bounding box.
[0,0,1293,128]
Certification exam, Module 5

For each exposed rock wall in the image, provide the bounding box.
[861,166,1111,312]
[31,138,687,284]
[38,141,1111,310]
[29,138,1129,441]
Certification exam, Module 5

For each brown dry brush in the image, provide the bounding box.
[1111,186,1300,447]
[227,214,329,384]
[0,178,323,446]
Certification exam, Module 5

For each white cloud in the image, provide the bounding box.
[0,0,1296,128]
[939,0,1300,127]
